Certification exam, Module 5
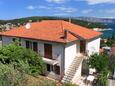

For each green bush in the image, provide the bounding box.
[41,79,56,86]
[108,55,115,74]
[62,82,78,86]
[0,43,46,75]
[97,69,108,86]
[0,63,27,86]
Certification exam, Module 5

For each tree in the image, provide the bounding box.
[88,53,109,72]
[98,69,109,86]
[108,55,115,74]
[88,53,109,86]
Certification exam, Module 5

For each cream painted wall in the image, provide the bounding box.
[2,36,65,78]
[21,38,64,65]
[2,36,13,46]
[86,37,101,56]
[64,41,79,73]
[2,36,64,64]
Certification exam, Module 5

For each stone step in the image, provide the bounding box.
[63,75,73,79]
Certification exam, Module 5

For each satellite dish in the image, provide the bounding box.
[25,23,31,29]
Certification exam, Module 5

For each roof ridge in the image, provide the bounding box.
[67,30,85,40]
[61,20,64,34]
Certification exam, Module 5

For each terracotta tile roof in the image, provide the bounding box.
[0,20,102,43]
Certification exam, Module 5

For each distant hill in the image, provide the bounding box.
[76,17,115,23]
[0,16,107,29]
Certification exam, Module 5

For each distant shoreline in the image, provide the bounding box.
[93,28,113,31]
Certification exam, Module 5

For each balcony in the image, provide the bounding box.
[43,57,59,65]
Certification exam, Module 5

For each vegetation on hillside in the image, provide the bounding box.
[0,43,46,86]
[0,43,46,75]
[0,16,107,29]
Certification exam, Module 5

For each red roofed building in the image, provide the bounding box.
[0,20,102,83]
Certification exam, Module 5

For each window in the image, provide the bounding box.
[26,41,38,52]
[0,35,2,41]
[26,41,32,49]
[47,64,51,72]
[33,42,38,52]
[54,65,60,75]
[12,38,16,42]
[19,38,21,46]
[46,64,53,72]
[12,38,21,46]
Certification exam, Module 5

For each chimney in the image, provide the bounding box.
[64,29,68,39]
[69,17,71,23]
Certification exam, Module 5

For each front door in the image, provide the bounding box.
[80,40,86,53]
[44,44,52,59]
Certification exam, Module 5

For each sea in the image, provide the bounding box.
[101,23,115,38]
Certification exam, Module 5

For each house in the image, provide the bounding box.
[0,20,102,83]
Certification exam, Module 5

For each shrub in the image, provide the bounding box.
[97,69,108,86]
[0,63,27,86]
[0,43,46,75]
[108,55,115,74]
[41,79,56,86]
[62,82,78,86]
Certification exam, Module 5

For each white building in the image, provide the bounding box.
[0,20,102,83]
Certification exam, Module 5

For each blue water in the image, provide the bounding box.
[101,23,115,38]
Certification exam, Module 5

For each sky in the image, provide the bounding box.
[0,0,115,20]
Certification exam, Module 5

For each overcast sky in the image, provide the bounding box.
[0,0,115,20]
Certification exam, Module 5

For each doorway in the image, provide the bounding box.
[80,40,86,53]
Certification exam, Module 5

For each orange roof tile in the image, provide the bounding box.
[0,20,102,43]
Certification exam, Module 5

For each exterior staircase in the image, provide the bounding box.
[62,55,84,83]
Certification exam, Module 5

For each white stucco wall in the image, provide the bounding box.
[2,36,13,46]
[21,39,64,62]
[2,36,64,63]
[64,41,79,73]
[86,37,101,56]
[2,36,65,75]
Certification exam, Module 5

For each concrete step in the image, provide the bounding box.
[62,56,84,83]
